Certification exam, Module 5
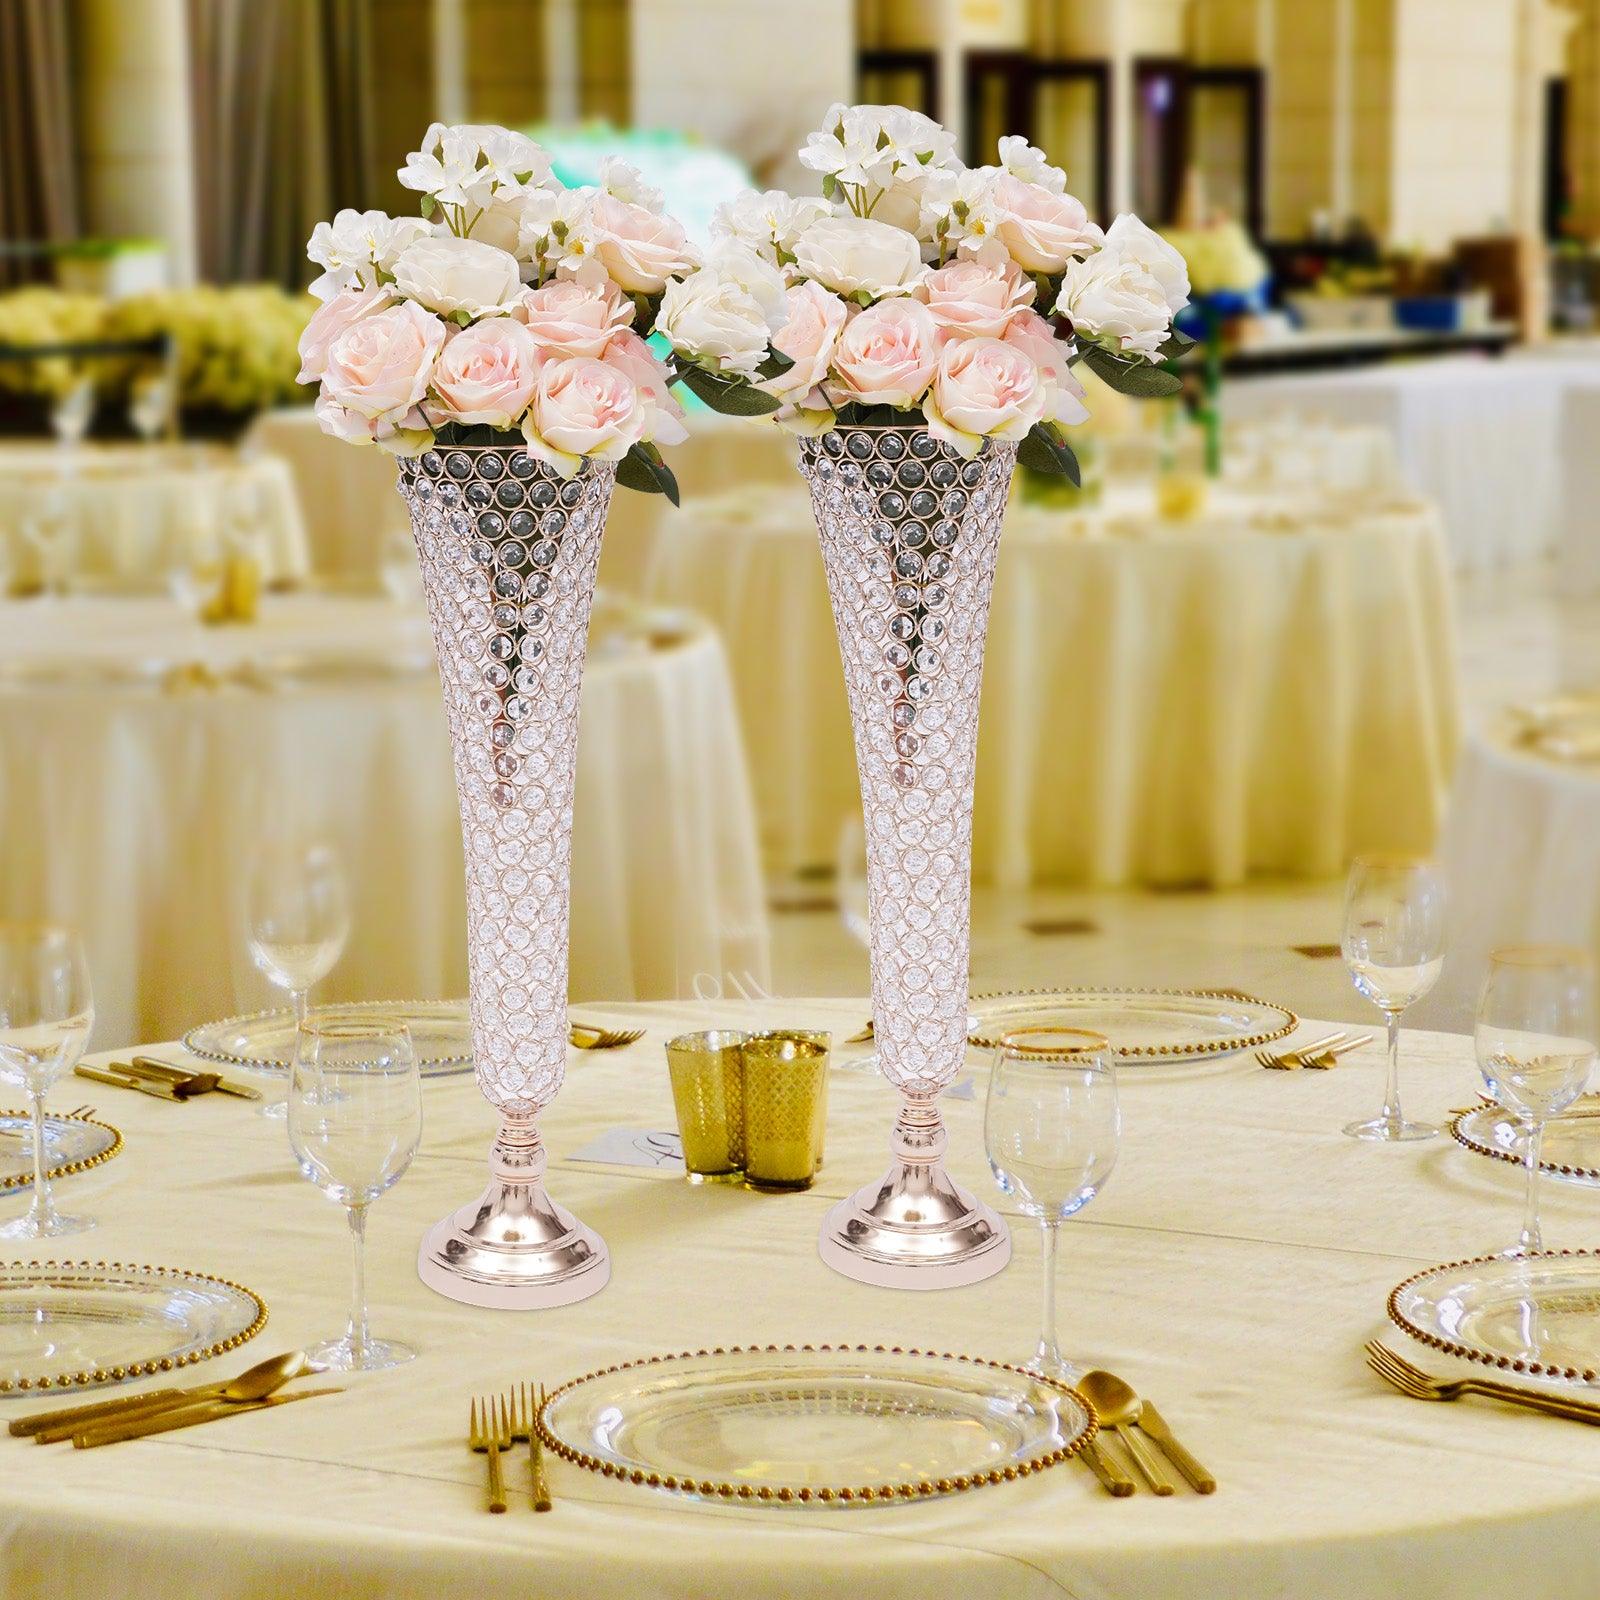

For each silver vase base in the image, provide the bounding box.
[417,1180,610,1310]
[817,1160,1011,1290]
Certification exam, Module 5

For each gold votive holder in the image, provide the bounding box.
[665,1029,747,1183]
[741,1031,830,1193]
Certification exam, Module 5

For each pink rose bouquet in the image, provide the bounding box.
[654,104,1191,480]
[299,125,691,499]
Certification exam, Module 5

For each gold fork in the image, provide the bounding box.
[1364,1341,1600,1425]
[504,1384,553,1511]
[1256,1032,1362,1070]
[470,1395,509,1513]
[569,1023,645,1050]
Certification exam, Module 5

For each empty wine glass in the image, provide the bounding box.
[1476,945,1597,1255]
[288,1016,422,1371]
[127,371,174,443]
[0,924,95,1240]
[1341,854,1446,1142]
[51,376,94,452]
[984,1028,1119,1383]
[246,839,350,1117]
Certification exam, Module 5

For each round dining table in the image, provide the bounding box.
[0,595,769,1047]
[0,441,309,591]
[4,999,1598,1599]
[612,477,1460,887]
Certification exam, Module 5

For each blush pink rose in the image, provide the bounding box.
[321,299,447,422]
[515,276,635,358]
[313,392,430,456]
[917,245,1034,339]
[924,335,1047,456]
[760,280,849,405]
[521,354,646,475]
[1002,309,1089,427]
[826,298,939,410]
[298,285,394,383]
[427,316,542,428]
[587,193,698,294]
[602,329,687,447]
[987,174,1104,273]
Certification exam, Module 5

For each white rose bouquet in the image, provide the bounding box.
[655,104,1193,482]
[299,122,697,500]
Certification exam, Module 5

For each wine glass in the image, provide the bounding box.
[1341,854,1446,1142]
[246,839,350,1118]
[288,1016,422,1371]
[127,371,174,444]
[1476,945,1597,1255]
[51,376,94,453]
[984,1028,1119,1383]
[0,925,96,1240]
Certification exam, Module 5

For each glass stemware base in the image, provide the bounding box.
[1023,1344,1086,1386]
[1343,1113,1438,1142]
[306,1334,415,1373]
[0,1208,94,1240]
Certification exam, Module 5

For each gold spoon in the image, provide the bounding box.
[20,1350,313,1444]
[1077,1370,1176,1495]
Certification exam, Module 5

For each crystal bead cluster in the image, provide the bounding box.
[797,426,1017,1099]
[397,443,616,1116]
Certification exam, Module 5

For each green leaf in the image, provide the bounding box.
[1161,327,1198,355]
[1017,422,1081,485]
[615,440,681,505]
[678,364,783,416]
[822,173,839,201]
[420,194,435,219]
[1082,344,1183,397]
[755,347,795,381]
[450,309,474,328]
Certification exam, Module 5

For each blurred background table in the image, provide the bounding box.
[1226,359,1563,572]
[0,442,309,590]
[615,477,1459,889]
[0,595,768,1046]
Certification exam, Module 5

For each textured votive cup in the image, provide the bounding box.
[742,1033,830,1192]
[666,1030,748,1182]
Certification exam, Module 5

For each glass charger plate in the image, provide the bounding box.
[1388,1251,1600,1384]
[538,1343,1096,1507]
[0,1111,122,1193]
[0,1260,267,1396]
[1450,1101,1600,1187]
[184,999,472,1077]
[968,986,1297,1061]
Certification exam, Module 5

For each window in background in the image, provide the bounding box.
[1189,68,1264,237]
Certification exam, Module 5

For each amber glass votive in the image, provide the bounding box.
[741,1032,829,1192]
[665,1030,747,1182]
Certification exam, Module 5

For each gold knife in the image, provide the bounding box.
[74,1386,343,1448]
[74,1065,190,1101]
[10,1387,190,1437]
[127,1055,262,1101]
[1081,1439,1135,1497]
[1136,1402,1216,1493]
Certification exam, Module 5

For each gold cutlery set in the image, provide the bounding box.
[75,1054,261,1101]
[1364,1342,1600,1425]
[6,1351,338,1448]
[569,1022,644,1050]
[1256,1031,1371,1070]
[470,1385,554,1513]
[1075,1371,1215,1497]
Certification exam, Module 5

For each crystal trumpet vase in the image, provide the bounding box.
[797,424,1015,1289]
[397,441,610,1309]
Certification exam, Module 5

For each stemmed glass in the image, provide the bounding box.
[0,925,96,1240]
[1476,945,1596,1256]
[1341,854,1446,1142]
[984,1028,1119,1383]
[127,372,174,444]
[51,376,94,454]
[246,839,350,1118]
[288,1016,422,1371]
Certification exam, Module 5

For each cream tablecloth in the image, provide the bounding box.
[0,443,309,589]
[1225,358,1562,571]
[0,596,768,1047]
[1418,713,1600,1032]
[627,481,1460,886]
[4,1001,1599,1600]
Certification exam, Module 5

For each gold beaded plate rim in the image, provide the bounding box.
[0,1259,268,1396]
[0,1109,123,1193]
[1448,1103,1600,1184]
[183,998,473,1076]
[967,986,1298,1059]
[534,1341,1099,1507]
[1386,1250,1600,1384]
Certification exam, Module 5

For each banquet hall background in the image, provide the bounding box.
[4,0,1600,1053]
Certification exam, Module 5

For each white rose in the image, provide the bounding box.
[397,122,549,208]
[1054,252,1174,360]
[392,235,525,318]
[598,156,664,213]
[711,189,832,272]
[1103,214,1191,314]
[797,103,958,193]
[793,216,925,299]
[659,262,778,378]
[305,209,430,301]
[996,136,1067,194]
